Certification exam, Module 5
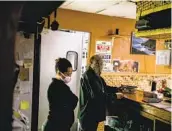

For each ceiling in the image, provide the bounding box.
[18,1,64,33]
[60,0,136,19]
[20,1,64,23]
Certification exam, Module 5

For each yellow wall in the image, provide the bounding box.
[49,8,171,74]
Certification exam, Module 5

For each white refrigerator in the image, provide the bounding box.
[38,29,90,131]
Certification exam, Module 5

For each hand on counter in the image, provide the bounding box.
[116,93,124,99]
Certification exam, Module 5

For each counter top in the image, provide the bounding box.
[122,90,171,123]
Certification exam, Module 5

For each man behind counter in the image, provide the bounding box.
[78,55,124,131]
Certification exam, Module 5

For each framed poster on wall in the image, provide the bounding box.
[131,33,156,55]
[113,59,139,73]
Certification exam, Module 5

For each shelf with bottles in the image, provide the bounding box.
[136,1,171,19]
[134,28,171,40]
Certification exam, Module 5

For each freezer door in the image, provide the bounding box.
[38,29,83,130]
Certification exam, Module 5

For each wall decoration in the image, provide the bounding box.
[20,100,30,110]
[24,59,32,68]
[164,39,171,49]
[81,32,90,75]
[96,41,112,72]
[19,81,31,94]
[19,66,29,81]
[113,59,139,73]
[16,60,24,66]
[131,33,156,55]
[156,50,170,65]
[13,32,34,131]
[96,41,112,54]
[99,54,112,72]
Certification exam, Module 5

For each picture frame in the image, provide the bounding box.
[130,32,156,55]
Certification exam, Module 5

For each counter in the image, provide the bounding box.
[106,90,171,131]
[124,90,171,123]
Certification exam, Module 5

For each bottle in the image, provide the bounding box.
[151,81,157,92]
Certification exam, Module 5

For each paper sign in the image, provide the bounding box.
[19,81,31,94]
[96,53,112,72]
[20,100,29,110]
[13,111,21,118]
[16,60,24,66]
[96,41,112,54]
[95,41,113,72]
[24,59,32,68]
[156,50,170,65]
[19,67,29,81]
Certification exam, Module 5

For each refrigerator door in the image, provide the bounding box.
[38,29,83,130]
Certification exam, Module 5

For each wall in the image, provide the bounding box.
[13,33,34,131]
[112,38,171,74]
[49,8,171,74]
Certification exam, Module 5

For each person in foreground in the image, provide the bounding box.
[44,58,78,131]
[78,55,124,131]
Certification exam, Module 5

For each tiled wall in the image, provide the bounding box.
[102,73,171,91]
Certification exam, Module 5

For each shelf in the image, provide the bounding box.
[136,2,171,18]
[108,34,130,38]
[135,28,171,40]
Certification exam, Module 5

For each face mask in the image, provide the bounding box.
[63,76,71,83]
[61,73,71,83]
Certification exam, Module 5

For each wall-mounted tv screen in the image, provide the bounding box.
[131,33,156,55]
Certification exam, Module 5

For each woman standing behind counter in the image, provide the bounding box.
[44,58,78,131]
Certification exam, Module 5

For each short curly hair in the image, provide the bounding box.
[89,55,102,65]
